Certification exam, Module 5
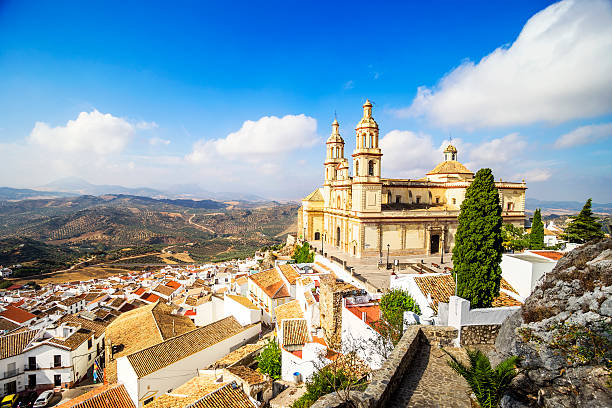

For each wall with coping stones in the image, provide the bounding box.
[311,325,458,408]
[460,324,500,346]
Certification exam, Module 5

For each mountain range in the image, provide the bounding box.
[0,177,269,202]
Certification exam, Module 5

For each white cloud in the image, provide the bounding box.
[149,137,171,146]
[28,110,134,155]
[188,114,318,162]
[379,130,466,177]
[555,122,612,148]
[467,133,527,167]
[344,80,355,90]
[512,168,552,182]
[136,121,158,130]
[398,0,612,128]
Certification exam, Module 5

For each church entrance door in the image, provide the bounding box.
[430,234,440,254]
[336,227,341,247]
[314,232,320,240]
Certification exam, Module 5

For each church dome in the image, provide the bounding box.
[426,160,473,176]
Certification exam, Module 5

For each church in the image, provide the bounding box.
[297,100,526,259]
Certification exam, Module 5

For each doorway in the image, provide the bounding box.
[336,227,341,247]
[314,231,320,240]
[430,234,440,254]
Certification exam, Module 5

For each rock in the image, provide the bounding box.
[495,238,612,408]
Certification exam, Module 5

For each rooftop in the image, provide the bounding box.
[274,299,304,323]
[0,304,36,324]
[126,316,254,378]
[226,294,258,310]
[249,268,290,299]
[0,329,37,359]
[56,384,135,408]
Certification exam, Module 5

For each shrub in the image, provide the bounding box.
[256,338,281,380]
[445,349,519,408]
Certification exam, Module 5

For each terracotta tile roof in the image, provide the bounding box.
[141,293,161,303]
[278,264,300,285]
[226,294,258,310]
[185,294,211,306]
[105,301,195,382]
[0,329,37,359]
[133,288,145,296]
[58,297,83,307]
[154,285,176,297]
[274,300,303,323]
[413,274,522,312]
[147,378,226,408]
[126,316,253,378]
[56,383,135,408]
[190,382,256,408]
[56,314,107,337]
[236,276,248,286]
[109,297,126,308]
[212,342,265,368]
[225,365,266,385]
[249,269,291,299]
[0,305,36,324]
[49,328,93,351]
[282,319,309,347]
[0,317,20,333]
[164,280,181,289]
[531,251,564,261]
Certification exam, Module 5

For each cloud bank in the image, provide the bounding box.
[398,0,612,128]
[555,122,612,148]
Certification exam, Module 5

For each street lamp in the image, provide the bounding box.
[386,244,390,270]
[440,231,445,264]
[321,232,325,256]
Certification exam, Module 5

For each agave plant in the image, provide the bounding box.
[445,349,519,408]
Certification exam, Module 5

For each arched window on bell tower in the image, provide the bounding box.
[368,160,374,176]
[355,161,359,177]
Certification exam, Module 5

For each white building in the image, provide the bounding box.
[224,294,261,326]
[117,316,260,407]
[501,251,559,299]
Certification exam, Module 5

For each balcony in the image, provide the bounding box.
[2,368,21,380]
[24,363,68,370]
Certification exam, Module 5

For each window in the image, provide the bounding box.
[28,356,36,370]
[368,160,374,176]
[396,195,401,204]
[436,197,440,204]
[54,355,61,368]
[54,374,61,386]
[507,202,514,210]
[416,196,421,204]
[387,191,392,204]
[88,338,93,349]
[355,161,359,176]
[369,135,373,148]
[452,198,456,204]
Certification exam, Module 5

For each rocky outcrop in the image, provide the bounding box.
[495,238,612,407]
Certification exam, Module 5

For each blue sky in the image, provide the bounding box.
[0,0,611,201]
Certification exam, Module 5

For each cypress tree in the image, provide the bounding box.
[529,209,544,249]
[453,168,503,308]
[563,198,604,243]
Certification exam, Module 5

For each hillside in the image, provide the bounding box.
[0,194,298,279]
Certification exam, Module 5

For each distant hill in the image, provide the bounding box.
[0,187,77,201]
[526,198,612,215]
[39,177,166,198]
[32,177,269,202]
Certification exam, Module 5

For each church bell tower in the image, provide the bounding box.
[351,99,382,213]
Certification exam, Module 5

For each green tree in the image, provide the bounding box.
[529,209,544,250]
[256,338,281,380]
[292,368,350,408]
[562,198,604,243]
[453,168,503,308]
[445,349,519,408]
[379,289,421,328]
[293,242,314,263]
[501,224,528,252]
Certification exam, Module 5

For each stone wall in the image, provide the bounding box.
[319,274,360,350]
[311,326,458,408]
[460,324,500,346]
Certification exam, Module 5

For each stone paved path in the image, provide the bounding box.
[387,344,472,408]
